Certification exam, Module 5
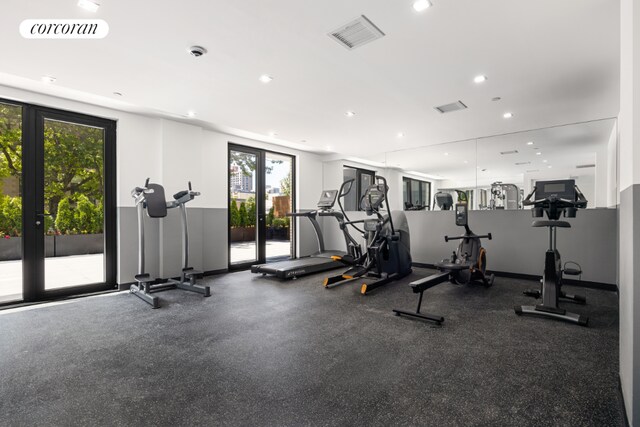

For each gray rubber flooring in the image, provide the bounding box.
[0,268,623,426]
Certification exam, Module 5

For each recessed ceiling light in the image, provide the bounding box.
[397,132,405,138]
[325,146,332,151]
[186,111,196,118]
[41,75,56,84]
[503,112,513,119]
[463,160,468,164]
[78,0,99,12]
[474,75,487,84]
[300,140,307,143]
[542,159,548,163]
[444,152,449,156]
[345,111,356,117]
[548,165,552,169]
[413,0,433,12]
[526,141,534,145]
[536,152,542,155]
[259,75,273,83]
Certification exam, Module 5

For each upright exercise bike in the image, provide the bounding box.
[514,179,588,326]
[130,178,211,308]
[323,176,412,295]
[393,203,494,324]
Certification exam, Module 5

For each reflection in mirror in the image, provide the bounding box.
[382,139,478,210]
[358,118,616,211]
[477,119,617,209]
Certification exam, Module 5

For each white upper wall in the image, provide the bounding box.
[0,84,325,212]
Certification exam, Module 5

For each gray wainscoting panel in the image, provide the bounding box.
[406,209,618,285]
[159,208,204,278]
[202,208,228,272]
[117,207,159,284]
[297,211,321,257]
[117,207,227,285]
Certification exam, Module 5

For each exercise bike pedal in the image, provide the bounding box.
[523,289,541,298]
[560,291,586,304]
[484,273,495,287]
[563,268,582,276]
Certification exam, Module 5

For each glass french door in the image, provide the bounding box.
[0,99,116,305]
[228,144,295,269]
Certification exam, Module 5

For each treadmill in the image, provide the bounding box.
[251,180,359,279]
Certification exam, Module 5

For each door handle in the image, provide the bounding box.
[35,212,52,226]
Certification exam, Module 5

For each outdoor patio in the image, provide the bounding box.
[0,254,104,304]
[230,240,291,264]
[0,241,292,303]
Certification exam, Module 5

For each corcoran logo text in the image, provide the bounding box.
[20,19,109,39]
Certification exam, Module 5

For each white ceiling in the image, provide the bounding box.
[0,0,620,156]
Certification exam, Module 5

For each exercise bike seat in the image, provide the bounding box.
[563,268,582,276]
[145,184,168,218]
[532,220,571,228]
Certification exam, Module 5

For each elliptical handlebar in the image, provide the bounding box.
[445,233,492,242]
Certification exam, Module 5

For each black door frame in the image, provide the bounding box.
[0,98,117,304]
[227,143,296,270]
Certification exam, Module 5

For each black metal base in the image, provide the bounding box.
[523,288,586,305]
[173,280,211,297]
[130,275,211,309]
[130,283,160,309]
[393,308,444,325]
[514,304,588,326]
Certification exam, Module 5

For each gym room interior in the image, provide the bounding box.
[0,0,638,425]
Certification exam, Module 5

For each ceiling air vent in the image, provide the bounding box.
[515,161,531,165]
[434,101,467,114]
[500,150,519,155]
[576,164,596,169]
[328,15,385,50]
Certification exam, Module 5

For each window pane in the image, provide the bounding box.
[343,168,357,211]
[0,102,22,303]
[403,179,410,209]
[411,180,420,207]
[43,119,105,290]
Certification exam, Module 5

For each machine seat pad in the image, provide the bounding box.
[435,262,469,271]
[183,268,202,278]
[134,273,151,282]
[532,220,571,228]
[564,268,582,276]
[146,183,168,218]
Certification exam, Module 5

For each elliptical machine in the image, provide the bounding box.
[514,179,588,326]
[130,178,211,308]
[393,203,494,324]
[323,176,412,295]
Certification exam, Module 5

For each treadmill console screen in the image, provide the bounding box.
[317,190,338,208]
